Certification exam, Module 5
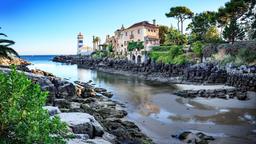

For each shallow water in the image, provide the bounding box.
[22,55,256,144]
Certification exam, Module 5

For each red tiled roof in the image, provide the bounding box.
[127,21,158,29]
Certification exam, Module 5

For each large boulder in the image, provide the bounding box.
[58,112,104,138]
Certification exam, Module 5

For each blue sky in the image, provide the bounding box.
[0,0,229,55]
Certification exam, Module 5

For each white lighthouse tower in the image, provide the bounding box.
[77,32,84,55]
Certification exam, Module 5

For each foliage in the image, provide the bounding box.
[187,11,217,42]
[164,27,187,45]
[127,41,144,51]
[0,67,69,143]
[152,46,172,51]
[191,41,203,57]
[149,45,187,64]
[158,25,169,45]
[165,6,193,34]
[0,27,19,58]
[204,26,221,43]
[223,19,245,44]
[107,44,113,52]
[237,47,256,64]
[91,50,109,59]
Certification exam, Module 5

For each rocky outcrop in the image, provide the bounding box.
[53,56,256,91]
[0,56,30,66]
[172,131,215,144]
[174,88,248,100]
[0,67,153,144]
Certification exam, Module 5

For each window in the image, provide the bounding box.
[148,29,150,32]
[131,31,133,35]
[138,29,140,34]
[125,32,127,36]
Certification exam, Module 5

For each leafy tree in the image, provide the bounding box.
[191,41,204,62]
[127,41,144,51]
[0,27,19,58]
[164,27,187,45]
[187,11,217,42]
[165,6,194,34]
[204,26,221,43]
[158,25,169,45]
[223,19,245,44]
[107,44,113,52]
[216,0,252,37]
[0,67,69,143]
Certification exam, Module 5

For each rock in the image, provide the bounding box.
[85,138,112,144]
[43,106,60,116]
[101,92,113,98]
[94,87,107,93]
[175,131,214,144]
[54,99,71,109]
[58,112,104,138]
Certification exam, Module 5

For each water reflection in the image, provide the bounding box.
[26,59,256,144]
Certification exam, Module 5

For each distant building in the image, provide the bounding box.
[105,20,160,63]
[77,32,93,55]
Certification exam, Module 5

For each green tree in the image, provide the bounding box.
[191,41,204,62]
[165,6,194,34]
[223,19,245,44]
[216,0,252,37]
[164,27,187,45]
[187,11,217,42]
[204,26,221,43]
[0,67,69,143]
[107,44,113,52]
[158,25,169,45]
[127,41,144,51]
[0,27,19,58]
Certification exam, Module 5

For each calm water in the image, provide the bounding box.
[22,55,256,144]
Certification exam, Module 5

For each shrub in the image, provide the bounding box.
[149,45,187,64]
[172,54,187,64]
[237,48,256,64]
[0,67,69,143]
[152,46,172,51]
[127,41,144,51]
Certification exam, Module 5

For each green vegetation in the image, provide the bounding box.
[91,50,109,59]
[158,25,169,45]
[165,6,193,34]
[0,67,69,143]
[164,27,187,45]
[127,41,144,51]
[149,45,187,64]
[191,41,204,62]
[0,27,19,58]
[223,19,245,44]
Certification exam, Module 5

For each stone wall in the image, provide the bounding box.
[53,56,256,91]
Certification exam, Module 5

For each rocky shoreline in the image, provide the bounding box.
[53,55,256,91]
[0,66,153,144]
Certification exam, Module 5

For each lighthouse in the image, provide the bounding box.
[77,32,84,55]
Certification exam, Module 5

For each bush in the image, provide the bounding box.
[237,48,256,64]
[191,41,203,57]
[0,67,69,143]
[149,45,187,64]
[152,46,172,51]
[91,50,108,59]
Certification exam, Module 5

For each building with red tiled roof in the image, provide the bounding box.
[105,20,160,57]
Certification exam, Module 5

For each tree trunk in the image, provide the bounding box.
[177,20,180,32]
[181,20,183,34]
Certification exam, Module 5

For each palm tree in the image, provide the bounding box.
[93,36,100,50]
[0,27,19,58]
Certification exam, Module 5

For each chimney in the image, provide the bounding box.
[153,19,156,25]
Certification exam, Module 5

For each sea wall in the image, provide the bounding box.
[53,56,256,91]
